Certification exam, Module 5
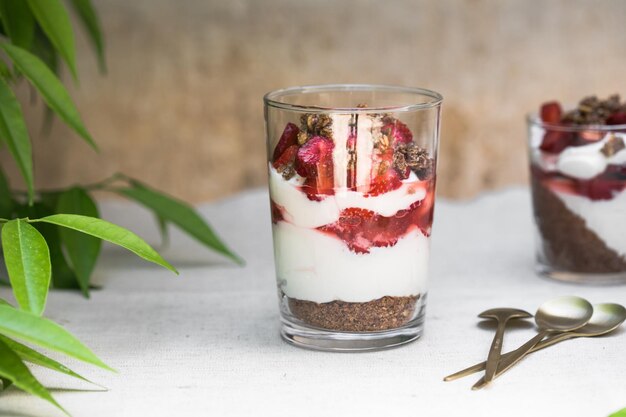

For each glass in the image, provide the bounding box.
[264,84,442,351]
[527,114,626,284]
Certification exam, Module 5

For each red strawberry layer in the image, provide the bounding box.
[532,165,626,201]
[315,183,435,254]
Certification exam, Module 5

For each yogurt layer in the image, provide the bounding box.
[555,189,626,258]
[269,164,426,229]
[273,221,429,303]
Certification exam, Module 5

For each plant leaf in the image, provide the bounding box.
[14,200,80,290]
[0,77,34,202]
[0,43,97,151]
[155,214,169,247]
[0,165,14,218]
[0,376,12,391]
[0,338,66,413]
[0,334,94,385]
[0,0,35,50]
[68,0,105,73]
[35,214,177,274]
[56,187,101,297]
[0,304,112,370]
[117,181,244,265]
[26,0,77,80]
[609,408,626,417]
[1,219,51,316]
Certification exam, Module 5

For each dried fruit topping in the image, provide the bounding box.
[540,101,562,124]
[272,144,299,180]
[272,123,299,162]
[393,142,434,179]
[295,136,335,198]
[561,94,626,125]
[381,116,413,145]
[600,135,626,157]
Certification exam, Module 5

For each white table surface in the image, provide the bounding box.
[1,188,625,417]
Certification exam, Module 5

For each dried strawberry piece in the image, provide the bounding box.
[367,167,402,196]
[539,130,574,153]
[381,118,413,145]
[607,112,626,125]
[576,177,625,201]
[295,136,335,197]
[540,101,563,124]
[272,123,299,162]
[272,144,298,170]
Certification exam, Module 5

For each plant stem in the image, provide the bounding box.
[11,173,128,196]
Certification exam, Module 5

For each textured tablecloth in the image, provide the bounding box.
[1,188,625,417]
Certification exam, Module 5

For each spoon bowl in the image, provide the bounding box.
[535,296,594,332]
[575,303,626,336]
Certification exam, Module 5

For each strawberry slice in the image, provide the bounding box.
[272,123,299,162]
[539,130,574,153]
[270,200,285,224]
[367,166,402,196]
[272,144,298,170]
[381,118,413,145]
[295,136,335,198]
[607,112,626,125]
[540,101,562,124]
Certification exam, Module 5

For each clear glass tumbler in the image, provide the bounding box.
[264,84,442,351]
[528,114,626,284]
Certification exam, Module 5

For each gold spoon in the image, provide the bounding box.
[477,308,533,386]
[444,302,626,382]
[471,295,593,390]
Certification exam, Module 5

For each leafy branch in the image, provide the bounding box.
[0,0,243,414]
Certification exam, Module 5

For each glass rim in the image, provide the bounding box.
[264,84,443,113]
[527,113,626,132]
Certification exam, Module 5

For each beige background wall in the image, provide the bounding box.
[3,0,626,201]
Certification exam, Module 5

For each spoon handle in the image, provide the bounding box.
[471,330,549,390]
[483,321,508,383]
[443,332,574,381]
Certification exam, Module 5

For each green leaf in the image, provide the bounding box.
[1,219,51,316]
[0,338,66,413]
[0,0,35,49]
[0,77,34,202]
[0,299,11,306]
[0,43,97,151]
[56,187,101,297]
[0,334,94,385]
[31,25,59,74]
[0,165,14,218]
[26,0,77,80]
[14,200,80,290]
[609,408,626,417]
[0,376,12,391]
[35,214,177,274]
[155,214,169,247]
[0,304,112,370]
[117,181,244,265]
[68,0,105,73]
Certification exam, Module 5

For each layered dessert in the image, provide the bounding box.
[268,112,435,331]
[529,95,626,276]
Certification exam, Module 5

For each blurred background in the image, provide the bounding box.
[2,0,626,201]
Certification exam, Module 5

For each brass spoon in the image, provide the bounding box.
[444,302,626,382]
[471,296,593,390]
[477,308,533,386]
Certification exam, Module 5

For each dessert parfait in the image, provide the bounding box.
[529,95,626,283]
[264,85,442,350]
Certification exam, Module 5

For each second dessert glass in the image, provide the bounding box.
[528,98,626,284]
[264,84,442,351]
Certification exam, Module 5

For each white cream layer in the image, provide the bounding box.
[555,189,626,257]
[273,222,429,303]
[268,165,426,229]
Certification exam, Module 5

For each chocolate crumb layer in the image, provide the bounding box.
[531,175,626,273]
[288,295,419,332]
